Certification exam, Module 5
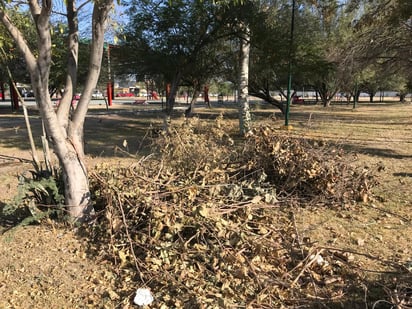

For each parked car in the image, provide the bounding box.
[116,92,134,97]
[292,95,305,104]
[18,87,34,98]
[73,93,81,100]
[92,90,104,99]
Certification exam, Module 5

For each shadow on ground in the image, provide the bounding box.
[0,201,33,234]
[344,145,412,160]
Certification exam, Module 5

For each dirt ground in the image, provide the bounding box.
[0,101,411,308]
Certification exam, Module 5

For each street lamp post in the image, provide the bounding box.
[284,0,296,128]
[107,44,113,106]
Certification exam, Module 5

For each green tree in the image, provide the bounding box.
[247,0,352,109]
[0,9,35,92]
[346,0,412,101]
[118,0,231,115]
[0,0,114,221]
[304,0,350,106]
[248,1,288,113]
[117,0,255,133]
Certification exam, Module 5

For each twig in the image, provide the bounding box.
[0,154,33,163]
[319,246,408,271]
[113,145,138,158]
[117,194,145,283]
[41,121,53,174]
[290,211,305,255]
[290,248,325,288]
[306,291,345,300]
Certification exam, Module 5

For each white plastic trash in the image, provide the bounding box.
[133,288,154,306]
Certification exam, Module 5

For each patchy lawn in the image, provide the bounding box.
[0,101,411,308]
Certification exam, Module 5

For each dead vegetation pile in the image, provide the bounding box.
[85,117,397,307]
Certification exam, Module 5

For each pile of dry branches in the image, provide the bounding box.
[243,126,379,205]
[87,118,390,307]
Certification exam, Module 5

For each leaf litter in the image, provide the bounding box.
[84,117,410,308]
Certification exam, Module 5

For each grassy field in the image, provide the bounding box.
[0,100,411,308]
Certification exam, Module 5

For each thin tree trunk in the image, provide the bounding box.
[185,80,201,117]
[185,88,200,117]
[166,71,182,116]
[238,23,251,136]
[57,0,79,129]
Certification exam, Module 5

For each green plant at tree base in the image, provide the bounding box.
[3,169,66,226]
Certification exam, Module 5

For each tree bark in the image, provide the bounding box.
[166,71,182,115]
[248,89,285,114]
[185,87,201,117]
[238,23,251,136]
[56,0,79,129]
[60,151,92,219]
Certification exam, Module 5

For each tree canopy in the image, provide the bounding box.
[112,0,411,109]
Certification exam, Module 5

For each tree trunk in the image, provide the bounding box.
[57,0,79,129]
[166,71,182,115]
[60,151,92,219]
[1,0,113,221]
[322,98,332,107]
[185,88,200,117]
[64,0,113,219]
[238,23,251,136]
[317,83,338,108]
[34,86,91,219]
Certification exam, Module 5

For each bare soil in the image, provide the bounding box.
[0,101,411,308]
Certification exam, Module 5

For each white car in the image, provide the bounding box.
[92,90,104,99]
